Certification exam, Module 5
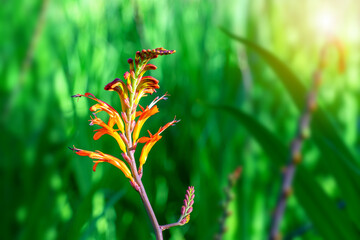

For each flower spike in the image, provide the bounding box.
[179,186,195,225]
[71,48,192,239]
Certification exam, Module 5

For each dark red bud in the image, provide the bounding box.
[105,78,121,90]
[144,64,157,71]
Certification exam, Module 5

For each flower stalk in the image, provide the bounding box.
[160,186,195,231]
[269,39,345,240]
[70,48,195,239]
[214,167,242,240]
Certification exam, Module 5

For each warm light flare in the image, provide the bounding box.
[315,9,338,35]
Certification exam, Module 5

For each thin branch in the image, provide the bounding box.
[134,169,163,239]
[131,0,147,47]
[160,221,183,231]
[214,167,242,240]
[269,38,345,240]
[160,186,195,232]
[4,0,50,118]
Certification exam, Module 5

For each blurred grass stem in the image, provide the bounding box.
[269,38,344,239]
[4,0,49,119]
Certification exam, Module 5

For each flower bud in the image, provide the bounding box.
[187,207,193,214]
[181,206,186,215]
[121,112,128,123]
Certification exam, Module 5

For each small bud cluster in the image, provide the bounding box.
[179,186,195,225]
[135,47,176,65]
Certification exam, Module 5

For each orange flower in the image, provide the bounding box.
[76,93,125,133]
[137,118,180,172]
[69,146,134,182]
[104,77,129,113]
[72,93,127,153]
[133,93,169,143]
[133,105,159,143]
[71,48,177,182]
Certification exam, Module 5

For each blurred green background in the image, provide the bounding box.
[1,0,360,239]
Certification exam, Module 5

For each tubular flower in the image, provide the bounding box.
[89,115,127,153]
[132,93,169,143]
[69,146,134,182]
[104,77,129,113]
[74,93,125,133]
[133,105,159,143]
[71,48,176,184]
[137,118,180,172]
[72,93,127,153]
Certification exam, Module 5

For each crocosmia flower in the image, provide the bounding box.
[70,48,177,187]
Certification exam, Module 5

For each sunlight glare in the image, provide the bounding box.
[316,9,338,35]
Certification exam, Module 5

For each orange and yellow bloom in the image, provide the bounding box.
[70,48,177,186]
[69,146,133,182]
[137,118,180,172]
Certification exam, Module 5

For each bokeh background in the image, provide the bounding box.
[1,0,360,239]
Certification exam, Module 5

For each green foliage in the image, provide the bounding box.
[1,0,359,239]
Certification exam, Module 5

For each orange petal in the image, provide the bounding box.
[133,106,159,142]
[74,93,125,133]
[89,116,127,153]
[137,118,179,171]
[104,78,129,113]
[137,136,151,143]
[138,135,162,171]
[71,147,133,182]
[93,128,107,140]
